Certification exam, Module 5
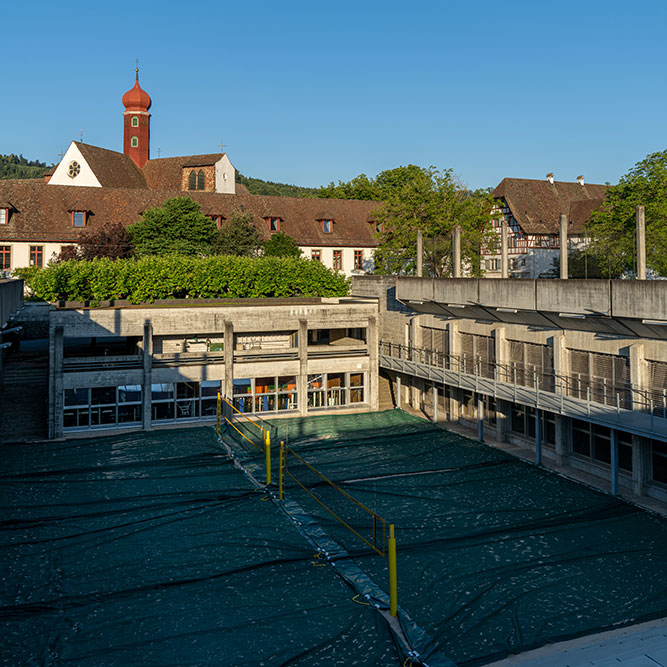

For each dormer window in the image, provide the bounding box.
[374,221,384,233]
[321,219,333,233]
[207,215,225,229]
[131,115,139,127]
[0,208,9,225]
[266,217,281,232]
[72,211,87,227]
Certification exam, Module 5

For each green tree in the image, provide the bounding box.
[213,210,264,256]
[315,165,427,201]
[263,231,302,258]
[128,197,217,257]
[371,167,495,276]
[587,149,667,277]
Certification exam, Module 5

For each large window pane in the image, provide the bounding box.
[233,378,252,395]
[91,386,116,405]
[255,377,275,394]
[201,381,221,397]
[152,383,174,401]
[176,382,199,399]
[176,399,199,419]
[65,388,89,406]
[118,404,141,423]
[152,402,174,420]
[118,385,141,403]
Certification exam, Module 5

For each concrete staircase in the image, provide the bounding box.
[0,350,49,442]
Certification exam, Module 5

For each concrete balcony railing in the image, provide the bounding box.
[379,340,667,440]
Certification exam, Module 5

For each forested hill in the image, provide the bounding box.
[236,173,318,197]
[0,154,53,180]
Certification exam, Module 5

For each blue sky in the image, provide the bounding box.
[4,1,666,190]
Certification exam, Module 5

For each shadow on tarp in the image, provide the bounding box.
[0,428,402,666]
[255,409,667,666]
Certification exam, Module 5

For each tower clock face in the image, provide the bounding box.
[67,161,81,179]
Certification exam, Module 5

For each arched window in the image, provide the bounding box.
[131,115,139,127]
[197,170,205,190]
[131,136,138,148]
[188,170,197,190]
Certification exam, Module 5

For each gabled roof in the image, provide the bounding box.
[0,180,380,247]
[493,177,607,234]
[73,142,147,189]
[142,153,225,190]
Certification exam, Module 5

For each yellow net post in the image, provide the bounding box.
[279,441,285,500]
[388,523,397,617]
[264,429,271,486]
[216,392,221,435]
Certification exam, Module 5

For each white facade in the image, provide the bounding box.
[214,155,236,194]
[298,245,376,277]
[47,143,102,188]
[4,242,73,272]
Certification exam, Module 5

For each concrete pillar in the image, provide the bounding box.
[535,408,542,464]
[49,325,64,439]
[494,325,508,381]
[632,435,650,496]
[416,229,423,277]
[551,333,567,395]
[447,320,461,420]
[610,429,619,496]
[495,399,511,442]
[452,226,461,278]
[224,320,234,401]
[396,375,402,409]
[501,219,509,278]
[432,385,438,423]
[559,214,568,279]
[636,205,646,280]
[477,394,484,441]
[554,414,569,466]
[630,343,647,410]
[368,316,379,412]
[298,319,308,416]
[142,321,153,431]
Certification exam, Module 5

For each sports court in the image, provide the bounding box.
[2,410,667,665]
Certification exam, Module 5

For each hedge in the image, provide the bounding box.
[16,255,350,303]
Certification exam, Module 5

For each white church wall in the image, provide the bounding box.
[215,155,235,194]
[48,143,102,188]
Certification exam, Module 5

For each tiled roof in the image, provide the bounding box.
[0,180,380,247]
[142,153,225,190]
[74,142,147,189]
[493,177,607,235]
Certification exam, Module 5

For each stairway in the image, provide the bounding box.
[0,350,49,442]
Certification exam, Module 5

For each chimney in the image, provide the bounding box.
[577,175,585,186]
[546,173,554,184]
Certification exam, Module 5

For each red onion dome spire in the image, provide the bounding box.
[122,68,151,111]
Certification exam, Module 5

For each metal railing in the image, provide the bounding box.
[379,340,667,420]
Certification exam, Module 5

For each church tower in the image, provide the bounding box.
[122,69,151,168]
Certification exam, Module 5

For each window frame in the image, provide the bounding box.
[266,217,281,232]
[29,245,43,268]
[0,207,9,225]
[131,115,139,127]
[321,219,333,233]
[72,211,87,227]
[353,249,363,271]
[0,245,10,270]
[311,249,321,262]
[332,249,342,271]
[131,136,139,148]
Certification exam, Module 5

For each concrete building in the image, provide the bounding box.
[351,275,667,507]
[47,297,379,439]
